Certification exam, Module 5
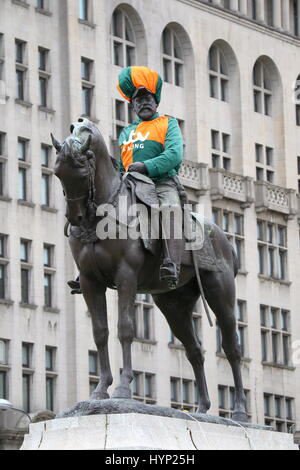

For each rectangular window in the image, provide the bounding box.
[129,370,156,404]
[44,273,52,307]
[144,374,153,399]
[0,339,7,364]
[38,48,47,71]
[282,335,290,366]
[15,40,25,64]
[41,173,50,206]
[18,138,27,161]
[45,347,55,371]
[22,374,31,412]
[43,245,52,267]
[0,162,4,196]
[16,69,25,100]
[88,351,98,376]
[22,343,31,368]
[255,144,275,183]
[39,76,47,107]
[82,86,92,116]
[0,132,6,156]
[18,167,27,200]
[41,145,50,167]
[37,0,45,9]
[0,371,7,399]
[81,57,92,81]
[0,235,5,259]
[218,386,226,411]
[21,268,30,304]
[182,380,190,404]
[170,378,179,403]
[261,330,268,362]
[260,306,291,366]
[257,221,288,280]
[134,294,154,341]
[46,376,54,411]
[0,235,7,299]
[143,306,151,340]
[213,208,244,270]
[0,265,5,299]
[20,239,29,262]
[79,0,89,21]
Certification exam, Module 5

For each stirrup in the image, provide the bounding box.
[67,279,82,295]
[67,280,80,289]
[160,259,177,279]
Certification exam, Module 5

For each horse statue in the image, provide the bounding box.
[51,117,248,422]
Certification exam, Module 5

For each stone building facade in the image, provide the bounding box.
[0,0,300,446]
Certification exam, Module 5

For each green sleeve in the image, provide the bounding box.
[143,118,183,179]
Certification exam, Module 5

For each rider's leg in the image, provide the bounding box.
[155,178,183,289]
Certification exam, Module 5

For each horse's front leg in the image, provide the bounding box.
[80,274,113,400]
[112,266,137,399]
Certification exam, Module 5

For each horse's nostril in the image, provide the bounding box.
[70,125,74,133]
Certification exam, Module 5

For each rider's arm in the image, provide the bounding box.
[143,118,183,179]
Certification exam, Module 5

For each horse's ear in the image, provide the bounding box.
[51,133,62,152]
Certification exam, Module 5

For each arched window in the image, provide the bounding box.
[161,27,184,87]
[253,60,272,116]
[295,74,300,126]
[208,45,229,102]
[111,8,136,67]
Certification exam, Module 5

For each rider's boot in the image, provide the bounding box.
[159,238,182,290]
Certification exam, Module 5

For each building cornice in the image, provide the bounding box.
[177,0,300,47]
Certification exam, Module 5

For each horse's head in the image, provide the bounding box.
[52,118,98,227]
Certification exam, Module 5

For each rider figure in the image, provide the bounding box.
[117,66,184,289]
[68,66,184,293]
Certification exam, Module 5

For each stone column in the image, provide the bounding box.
[240,0,248,16]
[256,0,266,23]
[230,0,239,11]
[273,0,282,29]
[281,0,291,32]
[213,0,223,6]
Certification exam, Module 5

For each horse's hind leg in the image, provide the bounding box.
[80,275,113,399]
[153,278,211,414]
[202,271,247,422]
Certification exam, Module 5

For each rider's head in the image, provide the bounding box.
[117,66,163,120]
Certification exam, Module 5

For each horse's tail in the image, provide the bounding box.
[231,244,239,278]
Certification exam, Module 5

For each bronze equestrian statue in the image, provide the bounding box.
[51,66,248,422]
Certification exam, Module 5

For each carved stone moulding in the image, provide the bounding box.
[209,168,254,208]
[254,181,297,220]
[179,160,209,196]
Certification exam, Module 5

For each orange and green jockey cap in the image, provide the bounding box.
[117,66,163,104]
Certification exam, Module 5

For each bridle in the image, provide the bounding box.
[64,193,88,203]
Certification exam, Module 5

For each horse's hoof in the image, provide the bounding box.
[111,386,132,399]
[231,411,248,423]
[195,408,208,415]
[90,391,110,400]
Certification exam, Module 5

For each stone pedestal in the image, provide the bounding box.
[20,399,298,451]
